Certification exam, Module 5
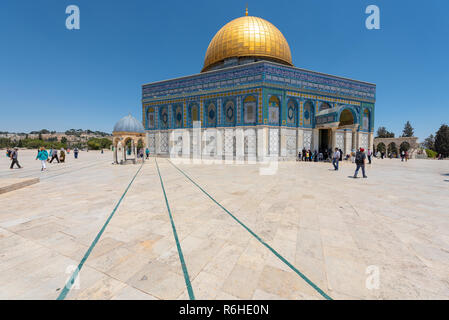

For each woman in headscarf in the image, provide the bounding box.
[60,148,66,163]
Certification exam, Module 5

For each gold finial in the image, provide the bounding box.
[245,4,248,16]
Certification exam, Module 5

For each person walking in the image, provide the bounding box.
[339,148,343,162]
[49,149,59,163]
[367,148,372,164]
[139,148,144,160]
[36,147,49,171]
[353,148,367,178]
[401,150,405,161]
[9,147,22,169]
[145,147,150,160]
[405,150,409,162]
[332,148,340,171]
[74,148,79,159]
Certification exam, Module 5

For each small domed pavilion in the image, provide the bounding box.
[112,114,146,164]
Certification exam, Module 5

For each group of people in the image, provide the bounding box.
[5,147,81,172]
[298,148,344,162]
[35,147,79,171]
[296,146,370,179]
[331,147,368,178]
[298,147,373,165]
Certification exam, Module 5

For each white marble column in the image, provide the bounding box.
[235,128,244,162]
[331,128,337,151]
[280,128,287,157]
[192,122,202,160]
[155,132,161,155]
[368,132,374,151]
[182,129,190,159]
[257,127,268,161]
[352,130,357,150]
[216,129,224,161]
[224,128,234,162]
[145,132,150,149]
[297,129,304,154]
[344,130,352,156]
[312,128,319,152]
[357,131,363,150]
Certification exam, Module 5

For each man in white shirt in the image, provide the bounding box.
[332,148,340,171]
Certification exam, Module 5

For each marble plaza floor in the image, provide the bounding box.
[0,150,448,300]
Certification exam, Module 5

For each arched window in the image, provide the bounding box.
[189,104,199,126]
[363,109,370,130]
[224,100,235,124]
[243,96,257,124]
[147,107,155,129]
[268,95,280,125]
[207,102,216,126]
[303,101,314,126]
[287,99,297,125]
[339,109,354,127]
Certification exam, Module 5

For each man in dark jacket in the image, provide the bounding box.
[49,149,60,163]
[353,148,367,178]
[10,148,22,169]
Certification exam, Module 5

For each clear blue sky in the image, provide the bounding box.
[1,0,448,140]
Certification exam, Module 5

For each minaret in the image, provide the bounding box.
[245,4,248,16]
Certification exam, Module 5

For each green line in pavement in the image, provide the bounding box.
[155,158,195,300]
[167,159,332,301]
[57,163,143,300]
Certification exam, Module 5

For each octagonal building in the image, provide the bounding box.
[142,12,376,160]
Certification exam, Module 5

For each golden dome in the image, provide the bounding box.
[202,15,293,72]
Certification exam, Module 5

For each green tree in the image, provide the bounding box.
[402,121,414,137]
[434,124,449,157]
[87,137,112,150]
[422,134,435,151]
[0,138,12,148]
[376,126,395,138]
[61,137,68,144]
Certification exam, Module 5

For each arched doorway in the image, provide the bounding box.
[388,142,398,158]
[400,141,410,152]
[137,138,144,159]
[376,142,386,154]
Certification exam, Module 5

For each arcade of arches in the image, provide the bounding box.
[373,137,419,158]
